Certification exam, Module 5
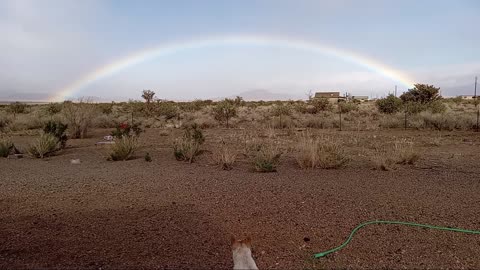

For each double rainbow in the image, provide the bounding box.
[51,35,415,101]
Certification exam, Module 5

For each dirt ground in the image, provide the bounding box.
[1,128,480,269]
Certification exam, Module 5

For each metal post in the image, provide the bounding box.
[475,76,478,132]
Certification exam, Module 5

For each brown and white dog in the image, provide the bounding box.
[231,236,258,270]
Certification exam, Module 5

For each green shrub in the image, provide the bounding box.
[43,121,68,148]
[0,138,14,157]
[173,124,205,163]
[308,98,333,113]
[27,133,59,158]
[338,102,358,113]
[111,122,143,139]
[109,136,139,161]
[252,141,282,172]
[8,102,28,116]
[46,103,62,115]
[400,84,441,104]
[376,94,403,114]
[155,101,178,120]
[427,100,447,114]
[213,99,237,128]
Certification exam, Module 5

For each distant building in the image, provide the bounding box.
[314,91,345,103]
[458,95,476,100]
[351,95,369,102]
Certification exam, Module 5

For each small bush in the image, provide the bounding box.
[46,103,62,115]
[109,136,139,161]
[43,121,68,148]
[376,94,403,114]
[63,99,96,139]
[338,102,358,113]
[173,124,205,163]
[8,102,28,116]
[27,133,59,158]
[111,122,143,139]
[155,101,178,120]
[308,98,333,113]
[144,152,152,162]
[394,139,420,165]
[212,140,236,170]
[213,99,237,128]
[0,138,14,157]
[427,100,447,114]
[252,141,282,172]
[295,134,348,169]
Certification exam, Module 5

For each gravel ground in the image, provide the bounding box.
[1,129,480,269]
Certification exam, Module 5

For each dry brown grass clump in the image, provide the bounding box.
[295,133,349,169]
[371,138,420,170]
[212,140,236,170]
[0,138,14,157]
[173,125,205,163]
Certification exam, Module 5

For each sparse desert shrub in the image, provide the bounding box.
[173,124,205,163]
[111,122,143,138]
[371,139,420,170]
[295,134,348,169]
[45,103,62,115]
[212,140,236,170]
[300,114,336,129]
[92,114,118,128]
[393,139,420,165]
[155,101,178,120]
[308,98,333,113]
[63,99,96,139]
[0,113,11,131]
[27,133,59,158]
[271,104,292,129]
[109,135,139,161]
[376,94,403,114]
[427,100,447,114]
[8,102,28,117]
[97,102,114,115]
[252,141,282,172]
[338,102,358,113]
[43,121,68,148]
[213,99,237,128]
[0,138,14,157]
[10,114,45,131]
[379,114,403,129]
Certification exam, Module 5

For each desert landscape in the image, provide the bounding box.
[1,90,480,269]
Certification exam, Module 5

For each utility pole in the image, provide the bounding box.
[395,85,397,97]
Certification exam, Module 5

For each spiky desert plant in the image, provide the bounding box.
[27,133,59,158]
[212,140,236,170]
[109,135,139,161]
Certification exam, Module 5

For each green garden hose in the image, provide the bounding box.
[314,220,480,258]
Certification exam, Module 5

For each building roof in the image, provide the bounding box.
[351,96,369,99]
[314,92,341,98]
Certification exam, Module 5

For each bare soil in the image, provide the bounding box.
[1,128,480,269]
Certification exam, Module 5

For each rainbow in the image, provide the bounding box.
[51,35,416,101]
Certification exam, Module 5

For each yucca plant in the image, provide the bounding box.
[27,133,59,158]
[173,124,205,163]
[109,135,139,161]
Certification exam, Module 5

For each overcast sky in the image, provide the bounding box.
[1,0,479,101]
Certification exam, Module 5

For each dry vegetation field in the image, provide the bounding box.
[1,95,480,269]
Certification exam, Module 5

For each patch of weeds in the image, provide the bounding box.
[0,138,14,157]
[43,120,68,148]
[252,141,282,172]
[109,135,139,161]
[173,124,205,163]
[27,133,59,158]
[295,133,349,169]
[212,139,236,170]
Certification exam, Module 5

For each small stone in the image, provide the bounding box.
[70,159,81,164]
